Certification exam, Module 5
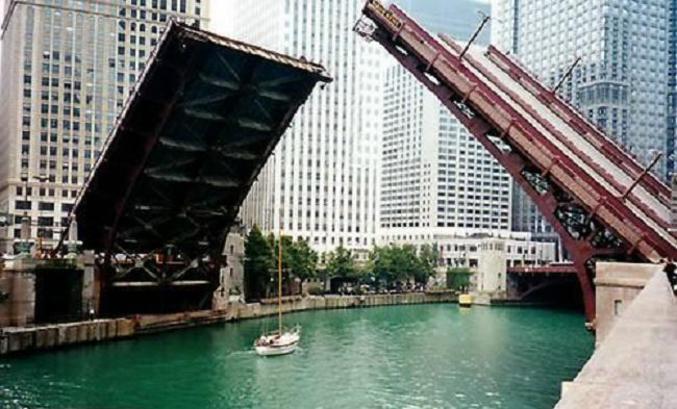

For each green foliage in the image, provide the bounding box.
[446,267,473,292]
[369,243,440,287]
[416,243,439,284]
[244,231,444,298]
[270,234,294,272]
[270,235,319,281]
[244,225,274,301]
[307,286,324,296]
[325,245,357,279]
[244,228,320,301]
[288,239,319,281]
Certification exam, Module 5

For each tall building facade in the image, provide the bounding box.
[379,0,512,247]
[0,0,209,252]
[380,64,511,242]
[493,0,676,234]
[232,0,383,253]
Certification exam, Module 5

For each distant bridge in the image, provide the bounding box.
[507,263,577,276]
[358,0,677,323]
[507,263,580,306]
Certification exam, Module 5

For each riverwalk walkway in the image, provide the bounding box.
[555,269,677,409]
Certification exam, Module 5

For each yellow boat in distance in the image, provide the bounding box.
[458,294,473,307]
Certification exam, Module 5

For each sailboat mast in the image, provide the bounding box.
[278,230,283,334]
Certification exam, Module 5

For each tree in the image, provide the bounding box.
[415,243,439,284]
[368,246,385,285]
[369,244,437,288]
[326,245,356,279]
[271,234,294,272]
[244,225,274,301]
[447,267,473,292]
[369,245,410,287]
[289,238,318,282]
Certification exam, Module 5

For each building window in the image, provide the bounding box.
[38,201,54,211]
[37,216,53,226]
[15,200,31,210]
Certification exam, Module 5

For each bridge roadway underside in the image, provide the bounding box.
[507,269,581,308]
[68,22,329,315]
[359,0,677,323]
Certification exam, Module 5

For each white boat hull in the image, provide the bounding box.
[254,328,300,357]
[255,341,298,356]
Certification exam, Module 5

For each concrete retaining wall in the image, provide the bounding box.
[0,318,135,355]
[594,262,656,344]
[555,265,673,409]
[1,292,455,356]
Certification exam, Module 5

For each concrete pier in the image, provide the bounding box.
[594,262,656,344]
[556,265,676,409]
[0,254,97,327]
[0,258,41,327]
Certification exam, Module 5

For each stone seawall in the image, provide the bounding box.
[0,318,136,356]
[0,292,455,356]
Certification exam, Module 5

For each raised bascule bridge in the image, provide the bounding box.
[357,0,677,324]
[58,22,330,316]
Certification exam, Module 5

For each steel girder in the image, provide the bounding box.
[70,22,330,279]
[359,0,677,324]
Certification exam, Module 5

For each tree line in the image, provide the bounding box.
[243,225,446,300]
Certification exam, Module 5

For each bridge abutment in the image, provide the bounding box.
[0,255,98,327]
[556,262,674,408]
[594,262,656,344]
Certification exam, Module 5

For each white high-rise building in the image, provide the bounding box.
[380,64,512,244]
[492,0,675,234]
[378,0,512,248]
[0,0,209,252]
[231,0,383,252]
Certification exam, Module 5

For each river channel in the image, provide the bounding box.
[0,304,593,409]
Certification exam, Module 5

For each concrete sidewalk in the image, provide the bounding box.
[555,268,677,408]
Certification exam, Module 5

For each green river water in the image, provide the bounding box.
[0,304,593,409]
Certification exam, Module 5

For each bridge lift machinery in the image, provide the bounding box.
[63,22,330,315]
[357,0,677,325]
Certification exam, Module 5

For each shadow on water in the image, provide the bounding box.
[511,275,585,313]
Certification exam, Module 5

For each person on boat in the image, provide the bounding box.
[256,338,270,347]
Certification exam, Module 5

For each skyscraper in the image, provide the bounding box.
[232,0,383,253]
[381,64,511,237]
[493,0,676,234]
[0,0,209,252]
[380,0,511,244]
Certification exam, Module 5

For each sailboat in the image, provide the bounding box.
[254,233,300,356]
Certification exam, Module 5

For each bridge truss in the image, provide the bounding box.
[67,22,330,314]
[358,0,677,323]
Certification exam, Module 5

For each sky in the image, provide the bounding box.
[0,0,492,45]
[0,0,492,76]
[396,0,492,43]
[206,0,492,39]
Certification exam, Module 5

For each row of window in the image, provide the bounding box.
[15,200,73,213]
